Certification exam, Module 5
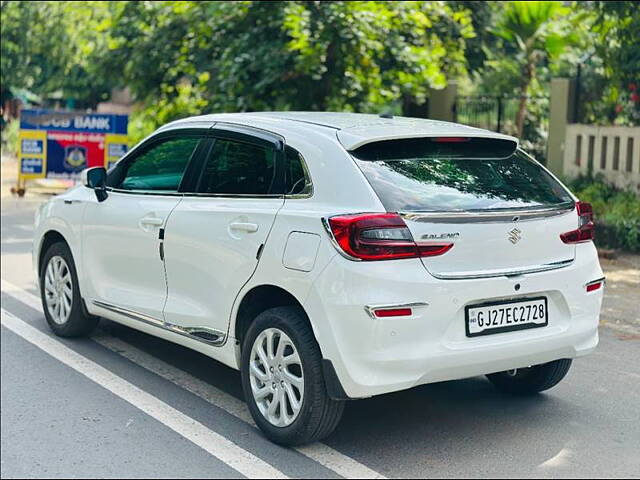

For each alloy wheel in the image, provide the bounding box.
[249,328,304,427]
[44,255,73,325]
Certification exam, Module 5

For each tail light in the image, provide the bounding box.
[560,202,594,244]
[324,213,453,261]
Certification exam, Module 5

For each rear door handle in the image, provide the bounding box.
[229,222,259,233]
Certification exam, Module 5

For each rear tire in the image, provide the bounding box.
[40,241,98,337]
[241,306,344,446]
[486,359,572,395]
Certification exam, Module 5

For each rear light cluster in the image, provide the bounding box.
[325,213,453,261]
[560,202,595,244]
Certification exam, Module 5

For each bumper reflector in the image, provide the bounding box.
[586,281,603,292]
[373,308,412,318]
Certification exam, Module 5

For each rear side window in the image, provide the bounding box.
[108,136,199,192]
[352,138,572,212]
[285,146,312,196]
[198,138,277,195]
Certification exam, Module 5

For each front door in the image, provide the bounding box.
[81,133,204,321]
[163,129,285,341]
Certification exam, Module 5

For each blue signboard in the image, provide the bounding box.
[18,109,129,180]
[19,109,128,134]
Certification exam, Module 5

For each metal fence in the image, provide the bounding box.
[453,96,545,136]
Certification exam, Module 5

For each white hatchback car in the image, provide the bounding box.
[34,112,604,445]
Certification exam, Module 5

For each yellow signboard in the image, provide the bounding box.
[18,130,47,182]
[104,133,129,170]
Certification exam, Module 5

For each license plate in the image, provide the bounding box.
[465,296,548,337]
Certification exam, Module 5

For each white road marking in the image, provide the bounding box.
[92,332,386,479]
[0,307,287,479]
[1,238,33,244]
[1,279,41,310]
[537,446,573,469]
[1,278,387,479]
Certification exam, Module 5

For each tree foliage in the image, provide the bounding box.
[585,1,640,125]
[96,0,474,139]
[489,1,579,137]
[0,1,114,107]
[1,0,637,142]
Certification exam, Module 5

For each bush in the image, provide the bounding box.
[565,174,640,252]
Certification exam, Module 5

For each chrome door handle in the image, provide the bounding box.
[229,222,259,233]
[140,217,164,227]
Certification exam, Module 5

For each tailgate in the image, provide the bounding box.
[403,207,577,279]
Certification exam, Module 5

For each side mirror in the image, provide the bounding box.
[81,167,108,202]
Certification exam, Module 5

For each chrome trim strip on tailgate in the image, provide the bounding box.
[430,258,574,280]
[400,204,575,224]
[92,300,226,346]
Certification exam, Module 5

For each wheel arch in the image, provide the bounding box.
[233,284,317,353]
[38,230,70,276]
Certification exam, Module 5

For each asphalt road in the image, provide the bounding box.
[1,195,639,479]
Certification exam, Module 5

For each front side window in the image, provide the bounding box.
[108,136,200,192]
[352,138,572,212]
[197,138,277,195]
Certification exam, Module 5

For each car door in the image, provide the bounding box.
[81,130,206,322]
[162,126,285,342]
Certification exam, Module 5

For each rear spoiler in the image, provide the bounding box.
[350,136,519,161]
[338,121,518,151]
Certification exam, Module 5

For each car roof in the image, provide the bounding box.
[162,111,518,151]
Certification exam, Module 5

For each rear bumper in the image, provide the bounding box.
[305,243,603,399]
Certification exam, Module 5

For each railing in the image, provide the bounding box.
[563,124,640,192]
[453,95,547,136]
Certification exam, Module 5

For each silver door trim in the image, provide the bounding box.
[92,300,227,346]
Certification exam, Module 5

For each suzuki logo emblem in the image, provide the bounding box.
[508,228,522,244]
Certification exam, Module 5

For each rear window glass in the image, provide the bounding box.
[352,139,572,212]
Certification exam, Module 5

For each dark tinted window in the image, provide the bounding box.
[353,144,572,212]
[285,146,311,195]
[108,137,199,192]
[198,138,277,195]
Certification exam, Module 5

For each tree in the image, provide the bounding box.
[98,1,473,139]
[2,1,474,141]
[0,1,116,108]
[588,1,640,125]
[491,1,577,137]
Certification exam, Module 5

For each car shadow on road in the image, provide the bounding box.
[327,376,578,476]
[101,319,575,475]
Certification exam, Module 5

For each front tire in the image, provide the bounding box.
[241,306,344,446]
[40,241,98,337]
[486,359,573,395]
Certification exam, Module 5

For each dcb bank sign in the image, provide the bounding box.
[18,109,129,180]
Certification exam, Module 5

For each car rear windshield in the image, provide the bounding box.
[351,138,573,212]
